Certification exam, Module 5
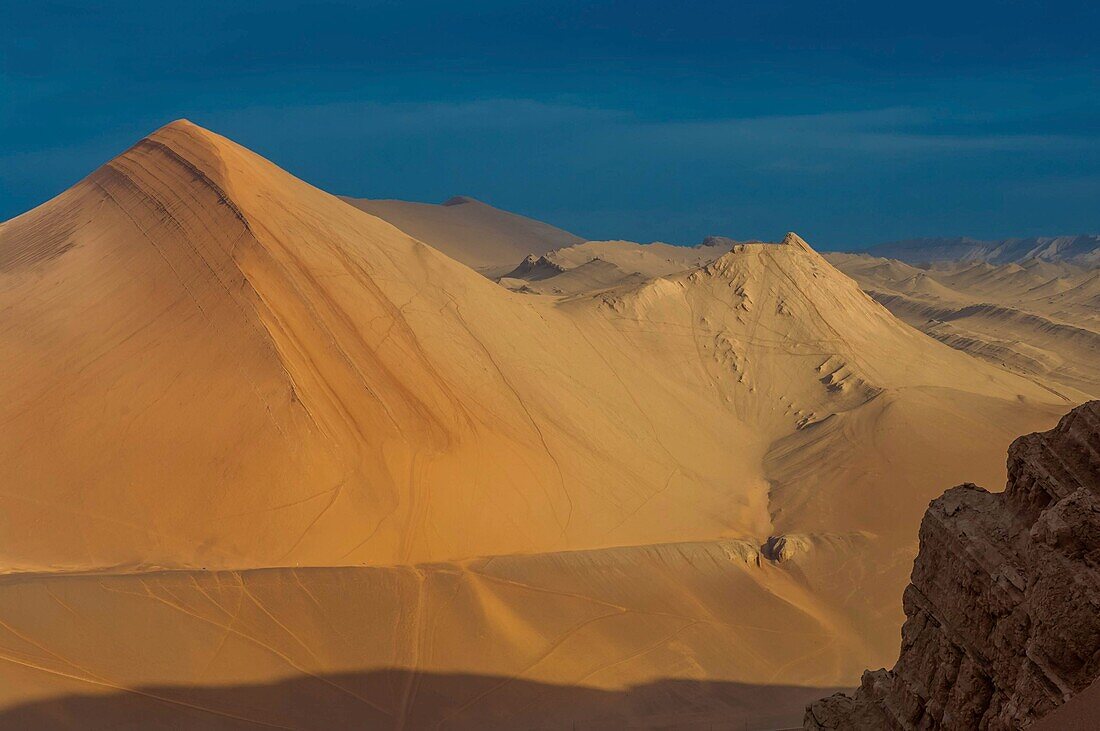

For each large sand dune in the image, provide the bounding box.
[0,121,1078,727]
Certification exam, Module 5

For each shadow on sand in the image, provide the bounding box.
[0,669,842,730]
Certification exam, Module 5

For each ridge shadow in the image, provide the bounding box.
[0,669,844,730]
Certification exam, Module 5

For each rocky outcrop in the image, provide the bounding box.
[806,401,1100,730]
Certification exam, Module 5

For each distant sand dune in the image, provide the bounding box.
[829,253,1100,397]
[341,195,582,278]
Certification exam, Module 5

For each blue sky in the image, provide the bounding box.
[3,0,1098,248]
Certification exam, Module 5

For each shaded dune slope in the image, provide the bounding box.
[341,195,582,277]
[0,670,843,731]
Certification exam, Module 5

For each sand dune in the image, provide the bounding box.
[497,239,730,297]
[510,239,724,279]
[341,195,582,277]
[861,234,1100,265]
[0,121,1079,727]
[493,236,1099,400]
[829,253,1100,398]
[500,256,650,296]
[830,254,1100,327]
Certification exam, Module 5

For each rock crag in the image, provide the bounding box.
[805,400,1100,730]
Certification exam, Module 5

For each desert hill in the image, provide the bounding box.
[860,234,1100,266]
[828,253,1100,398]
[0,121,1078,727]
[341,195,582,277]
[499,239,725,295]
[489,233,1100,402]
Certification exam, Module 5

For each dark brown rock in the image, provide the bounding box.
[805,401,1100,730]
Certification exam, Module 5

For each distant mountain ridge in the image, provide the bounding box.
[861,234,1100,265]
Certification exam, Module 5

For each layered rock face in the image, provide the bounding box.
[806,400,1100,730]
